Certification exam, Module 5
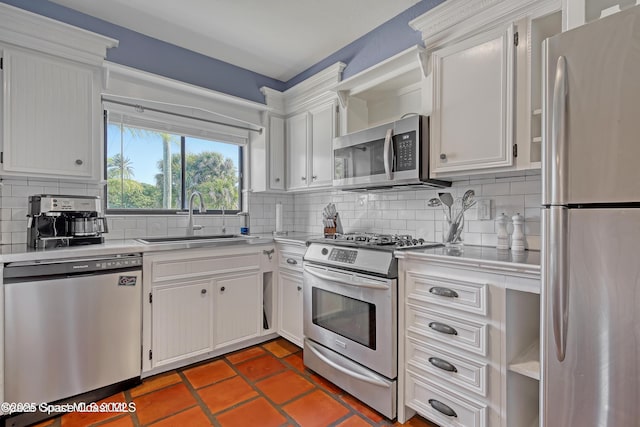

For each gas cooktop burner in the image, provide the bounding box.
[321,232,442,250]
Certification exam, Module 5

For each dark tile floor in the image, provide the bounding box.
[32,338,439,427]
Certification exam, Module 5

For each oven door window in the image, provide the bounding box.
[311,287,376,350]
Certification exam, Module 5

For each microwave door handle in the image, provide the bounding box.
[383,128,393,180]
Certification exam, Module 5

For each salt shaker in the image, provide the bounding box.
[496,213,510,250]
[511,213,526,252]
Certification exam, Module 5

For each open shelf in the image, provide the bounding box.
[508,339,540,380]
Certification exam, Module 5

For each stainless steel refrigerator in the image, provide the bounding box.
[542,5,640,426]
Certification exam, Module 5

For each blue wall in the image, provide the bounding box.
[1,0,443,102]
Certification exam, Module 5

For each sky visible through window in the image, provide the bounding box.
[106,123,241,211]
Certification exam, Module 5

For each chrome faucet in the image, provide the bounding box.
[187,191,206,236]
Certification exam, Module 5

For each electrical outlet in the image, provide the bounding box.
[477,199,492,220]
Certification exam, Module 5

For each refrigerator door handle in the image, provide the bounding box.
[551,56,568,205]
[550,206,569,361]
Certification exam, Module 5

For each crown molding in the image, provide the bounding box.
[260,87,286,115]
[0,2,118,66]
[283,62,345,114]
[410,0,561,47]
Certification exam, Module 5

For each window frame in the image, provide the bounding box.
[103,110,243,215]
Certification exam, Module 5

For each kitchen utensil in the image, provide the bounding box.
[438,192,454,221]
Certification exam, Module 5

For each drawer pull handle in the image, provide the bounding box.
[297,286,302,291]
[201,289,207,294]
[429,287,459,298]
[286,258,298,265]
[220,286,226,292]
[429,322,458,335]
[428,357,457,373]
[428,399,458,418]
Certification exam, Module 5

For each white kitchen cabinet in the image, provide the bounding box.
[277,271,303,347]
[336,45,427,134]
[563,0,639,30]
[142,245,276,374]
[0,5,116,181]
[286,101,336,190]
[213,272,262,348]
[286,112,309,190]
[397,251,541,427]
[276,242,305,347]
[249,113,286,192]
[430,24,516,176]
[151,279,214,368]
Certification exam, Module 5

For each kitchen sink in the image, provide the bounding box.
[136,234,258,244]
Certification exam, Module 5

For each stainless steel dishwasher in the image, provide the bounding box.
[4,253,143,407]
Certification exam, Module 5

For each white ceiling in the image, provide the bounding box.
[50,0,422,81]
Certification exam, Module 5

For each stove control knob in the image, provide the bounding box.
[321,248,329,255]
[412,239,419,245]
[418,238,425,244]
[397,241,405,247]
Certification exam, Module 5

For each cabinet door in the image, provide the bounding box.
[214,272,261,348]
[309,102,336,188]
[286,112,309,190]
[1,47,98,179]
[431,24,515,175]
[151,279,213,368]
[269,115,286,190]
[278,270,303,347]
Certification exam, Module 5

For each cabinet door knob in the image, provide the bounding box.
[428,321,458,335]
[428,399,458,418]
[75,159,83,165]
[439,153,447,160]
[220,286,226,292]
[429,287,459,298]
[297,286,302,291]
[301,176,306,181]
[201,289,207,294]
[275,177,280,182]
[312,175,317,180]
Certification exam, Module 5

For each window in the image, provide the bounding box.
[105,112,243,214]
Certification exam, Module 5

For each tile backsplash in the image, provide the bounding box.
[0,171,541,250]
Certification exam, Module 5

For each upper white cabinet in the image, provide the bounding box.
[411,0,562,177]
[285,101,336,190]
[250,108,286,192]
[336,46,428,134]
[430,24,516,175]
[0,3,117,181]
[286,112,309,191]
[564,0,640,30]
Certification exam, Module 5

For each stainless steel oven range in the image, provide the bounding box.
[303,233,441,419]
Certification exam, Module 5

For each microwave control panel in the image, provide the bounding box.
[395,131,417,171]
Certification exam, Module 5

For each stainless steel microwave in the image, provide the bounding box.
[333,115,450,191]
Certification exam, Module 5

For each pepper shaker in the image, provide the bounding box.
[496,213,510,250]
[511,213,526,252]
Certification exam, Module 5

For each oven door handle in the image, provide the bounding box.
[304,266,390,290]
[305,339,391,388]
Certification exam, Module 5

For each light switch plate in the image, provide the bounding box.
[477,199,492,220]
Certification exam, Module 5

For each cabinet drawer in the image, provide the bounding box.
[152,253,260,282]
[406,271,488,316]
[279,250,303,271]
[406,371,487,427]
[407,304,488,357]
[406,337,488,397]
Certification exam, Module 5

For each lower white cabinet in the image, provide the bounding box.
[398,253,541,427]
[276,242,305,347]
[143,245,275,373]
[213,272,261,348]
[277,270,303,347]
[151,279,214,368]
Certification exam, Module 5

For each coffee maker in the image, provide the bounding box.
[27,195,108,248]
